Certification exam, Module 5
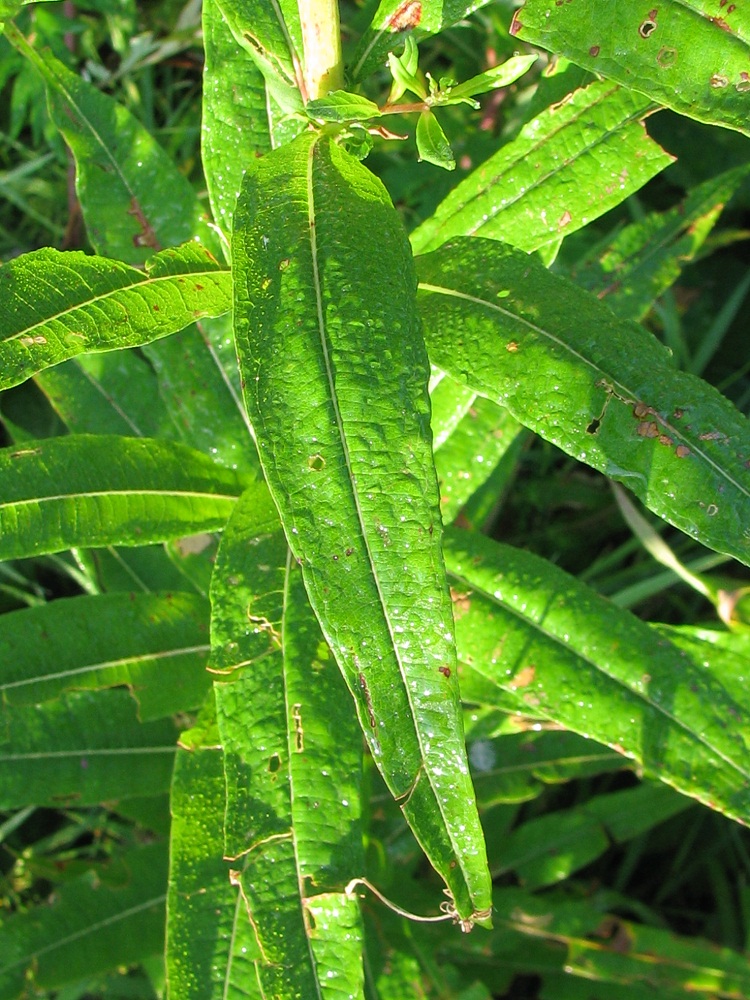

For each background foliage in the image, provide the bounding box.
[1,0,750,997]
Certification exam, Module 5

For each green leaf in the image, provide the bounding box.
[307,89,382,122]
[511,0,750,137]
[0,435,256,560]
[167,715,261,999]
[446,528,750,825]
[202,0,274,235]
[0,592,210,720]
[410,80,673,255]
[36,351,172,438]
[0,689,177,807]
[211,489,364,994]
[433,394,523,525]
[0,842,167,1000]
[232,132,491,927]
[568,163,750,321]
[416,109,455,170]
[6,26,219,266]
[444,54,538,101]
[0,243,231,392]
[417,238,750,567]
[352,0,496,82]
[214,0,304,116]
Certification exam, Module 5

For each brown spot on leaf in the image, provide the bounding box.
[558,209,572,229]
[439,666,451,678]
[657,46,677,67]
[675,445,691,458]
[510,664,536,689]
[711,74,729,87]
[506,341,519,352]
[127,198,160,251]
[387,0,422,30]
[637,421,660,438]
[589,45,601,57]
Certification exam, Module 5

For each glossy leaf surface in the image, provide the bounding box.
[202,0,273,236]
[411,81,673,255]
[446,528,750,825]
[211,489,364,994]
[511,0,750,137]
[0,243,231,392]
[0,435,253,559]
[417,238,750,567]
[0,592,210,720]
[232,132,491,925]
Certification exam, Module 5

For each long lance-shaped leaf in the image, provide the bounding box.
[167,701,263,1000]
[0,592,210,720]
[202,0,273,236]
[511,0,750,138]
[0,435,255,560]
[445,528,750,826]
[0,243,232,392]
[410,81,673,256]
[211,489,364,995]
[5,25,219,266]
[417,238,750,567]
[232,132,492,927]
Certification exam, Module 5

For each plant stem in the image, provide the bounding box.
[298,0,344,100]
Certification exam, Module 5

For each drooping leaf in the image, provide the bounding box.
[0,591,210,720]
[511,0,750,137]
[0,842,167,1000]
[417,238,750,567]
[232,131,492,926]
[446,527,750,825]
[211,489,364,994]
[0,435,257,560]
[0,688,177,807]
[410,80,673,255]
[0,243,231,392]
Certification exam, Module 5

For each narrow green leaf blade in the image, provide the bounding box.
[211,488,364,994]
[0,244,231,392]
[410,81,673,255]
[202,0,273,235]
[167,714,261,1000]
[0,592,210,719]
[568,163,750,321]
[232,133,491,926]
[511,0,750,137]
[0,842,167,1000]
[0,689,177,807]
[0,435,253,559]
[8,30,219,266]
[446,528,750,825]
[417,238,750,567]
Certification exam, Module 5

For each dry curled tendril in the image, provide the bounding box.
[344,877,492,933]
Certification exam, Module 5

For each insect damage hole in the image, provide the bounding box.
[639,11,658,37]
[292,704,304,751]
